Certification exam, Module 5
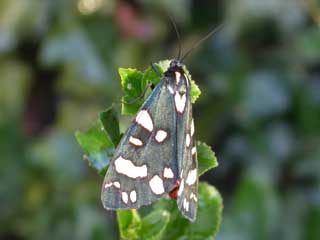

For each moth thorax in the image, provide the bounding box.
[178,85,187,94]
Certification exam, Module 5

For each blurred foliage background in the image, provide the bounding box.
[1,0,320,239]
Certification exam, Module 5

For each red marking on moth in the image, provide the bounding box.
[169,180,180,199]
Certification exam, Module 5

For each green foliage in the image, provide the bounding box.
[75,64,221,239]
[119,68,146,115]
[117,209,170,240]
[75,105,120,176]
[2,1,320,239]
[117,183,222,240]
[197,142,218,176]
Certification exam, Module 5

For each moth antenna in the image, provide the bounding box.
[181,24,224,62]
[168,14,182,60]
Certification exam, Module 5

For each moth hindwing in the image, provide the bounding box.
[101,60,198,222]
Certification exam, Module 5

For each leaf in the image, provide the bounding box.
[184,183,223,239]
[197,141,218,176]
[117,210,142,240]
[151,183,223,240]
[99,105,121,146]
[117,209,170,240]
[119,68,146,115]
[142,64,163,86]
[140,210,171,240]
[75,106,120,175]
[153,199,188,239]
[190,79,201,103]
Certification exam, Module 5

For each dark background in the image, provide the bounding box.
[1,0,320,239]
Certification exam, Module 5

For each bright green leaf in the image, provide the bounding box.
[157,59,171,72]
[142,64,163,86]
[190,79,201,103]
[117,209,142,240]
[197,141,218,176]
[119,68,145,115]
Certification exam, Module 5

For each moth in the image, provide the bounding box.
[101,23,221,222]
[101,59,198,221]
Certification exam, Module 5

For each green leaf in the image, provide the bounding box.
[197,141,218,176]
[117,210,142,240]
[151,183,223,240]
[117,209,170,240]
[75,106,120,175]
[119,68,145,115]
[157,59,171,72]
[140,210,171,240]
[190,79,201,103]
[183,183,223,239]
[99,105,121,146]
[142,64,163,86]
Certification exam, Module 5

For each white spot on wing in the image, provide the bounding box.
[190,192,198,202]
[175,71,181,85]
[113,181,120,188]
[114,156,147,178]
[167,85,174,94]
[130,190,137,203]
[192,146,196,155]
[104,181,121,189]
[185,200,190,211]
[149,175,165,195]
[174,93,186,113]
[183,198,190,211]
[163,167,174,178]
[186,169,197,186]
[186,133,191,147]
[122,192,128,204]
[177,179,184,197]
[191,119,195,136]
[135,110,153,132]
[129,136,143,146]
[155,130,167,143]
[104,182,112,188]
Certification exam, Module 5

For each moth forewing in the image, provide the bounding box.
[101,79,179,210]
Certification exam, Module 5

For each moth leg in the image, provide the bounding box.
[121,82,154,105]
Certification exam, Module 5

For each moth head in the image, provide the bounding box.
[169,59,184,73]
